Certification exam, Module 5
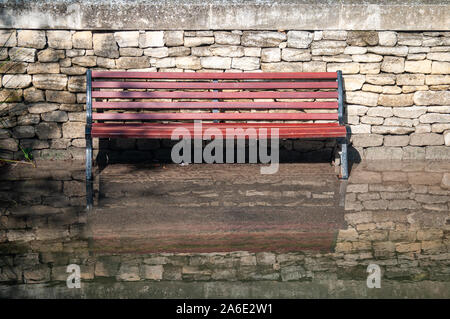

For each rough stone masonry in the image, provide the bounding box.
[0,1,449,161]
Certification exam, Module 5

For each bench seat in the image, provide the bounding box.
[91,123,347,139]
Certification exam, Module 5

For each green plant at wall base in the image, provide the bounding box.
[19,145,33,162]
[0,57,10,68]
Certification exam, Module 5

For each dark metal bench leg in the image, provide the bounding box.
[340,137,349,180]
[86,134,93,210]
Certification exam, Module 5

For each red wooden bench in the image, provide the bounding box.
[85,71,348,209]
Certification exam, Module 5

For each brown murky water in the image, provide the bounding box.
[0,161,449,298]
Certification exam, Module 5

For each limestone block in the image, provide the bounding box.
[346,91,379,106]
[261,62,302,72]
[164,31,184,46]
[378,31,397,46]
[359,63,381,74]
[139,31,165,48]
[231,57,260,70]
[311,40,346,55]
[17,114,40,125]
[431,61,450,74]
[352,54,383,63]
[143,47,168,58]
[23,87,45,102]
[37,49,65,62]
[72,31,92,49]
[36,122,61,139]
[0,138,18,151]
[302,61,326,72]
[210,45,244,57]
[72,56,97,67]
[351,134,383,147]
[371,126,414,134]
[384,135,410,147]
[365,74,396,85]
[242,31,286,47]
[32,74,67,90]
[404,60,432,73]
[41,111,68,123]
[396,74,425,86]
[349,124,371,134]
[47,31,72,49]
[397,33,423,46]
[116,57,150,69]
[214,31,240,45]
[0,30,16,47]
[410,133,444,146]
[381,56,405,74]
[392,107,427,118]
[62,122,85,139]
[362,84,383,93]
[384,117,413,127]
[425,75,450,85]
[183,37,214,47]
[28,103,59,114]
[414,91,450,105]
[114,31,139,47]
[17,30,46,49]
[344,46,367,55]
[427,52,450,62]
[45,90,76,104]
[367,107,393,118]
[168,47,190,57]
[2,74,31,88]
[93,33,119,58]
[401,85,428,94]
[28,63,60,74]
[9,47,36,62]
[68,76,86,92]
[155,57,176,68]
[378,94,414,107]
[286,31,313,49]
[281,48,311,62]
[261,48,281,62]
[343,74,365,91]
[97,57,116,68]
[327,62,359,74]
[120,47,144,57]
[347,31,378,46]
[175,56,201,70]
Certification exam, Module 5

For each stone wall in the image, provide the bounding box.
[1,28,449,161]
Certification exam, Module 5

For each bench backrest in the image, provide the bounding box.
[86,71,344,130]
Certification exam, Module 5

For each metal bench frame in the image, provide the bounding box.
[85,70,348,209]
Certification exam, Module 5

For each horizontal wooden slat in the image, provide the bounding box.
[92,101,339,109]
[91,124,346,139]
[91,81,338,89]
[91,71,338,80]
[92,91,338,99]
[92,122,342,128]
[92,113,338,121]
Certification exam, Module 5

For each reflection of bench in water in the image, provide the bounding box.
[87,163,346,253]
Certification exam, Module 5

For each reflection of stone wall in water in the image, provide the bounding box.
[0,162,449,297]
